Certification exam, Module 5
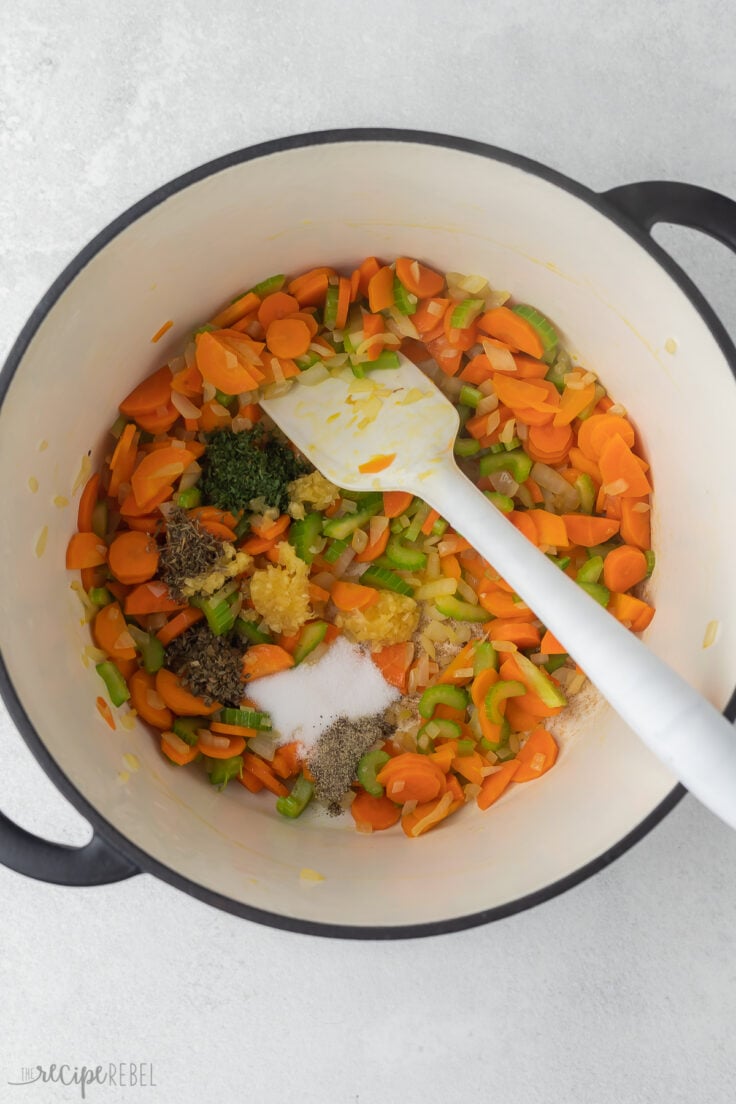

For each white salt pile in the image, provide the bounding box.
[246,636,399,749]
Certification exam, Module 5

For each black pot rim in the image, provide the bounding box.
[2,127,734,940]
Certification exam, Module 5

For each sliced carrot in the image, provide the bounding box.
[477,759,521,810]
[195,332,262,395]
[486,621,541,649]
[443,306,478,350]
[356,256,382,297]
[528,509,569,549]
[514,726,558,782]
[382,491,413,518]
[266,318,312,359]
[210,290,261,330]
[242,644,295,681]
[438,534,471,556]
[602,544,648,592]
[156,667,218,716]
[426,335,462,376]
[156,607,205,646]
[130,669,174,730]
[553,381,596,426]
[108,530,159,586]
[376,753,445,805]
[307,582,331,604]
[440,553,461,580]
[598,435,652,498]
[568,446,602,483]
[459,353,494,385]
[240,534,276,556]
[395,257,445,299]
[513,354,549,379]
[437,641,476,686]
[428,742,456,773]
[420,508,440,536]
[608,592,655,632]
[349,267,361,301]
[477,307,544,358]
[171,361,204,398]
[66,532,108,569]
[354,525,390,562]
[161,734,199,766]
[480,588,536,621]
[133,401,179,435]
[334,276,352,330]
[238,768,265,793]
[401,792,461,838]
[77,472,101,533]
[499,656,564,719]
[93,602,137,660]
[256,291,300,330]
[524,477,544,505]
[367,266,395,313]
[508,510,539,547]
[351,791,401,832]
[492,375,558,415]
[540,629,566,655]
[371,642,414,693]
[242,752,289,797]
[119,366,172,417]
[331,580,380,611]
[124,582,186,616]
[108,424,140,498]
[561,514,621,547]
[199,400,233,432]
[197,733,247,759]
[358,453,395,474]
[527,422,574,464]
[578,413,635,461]
[96,696,116,730]
[270,742,302,780]
[452,750,486,786]
[361,311,385,360]
[413,297,450,334]
[130,447,193,510]
[505,698,545,732]
[288,268,332,307]
[620,496,651,550]
[248,513,290,542]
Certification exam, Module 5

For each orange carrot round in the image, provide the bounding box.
[578,414,635,460]
[514,727,558,782]
[197,733,247,759]
[561,514,621,547]
[602,544,648,592]
[119,366,173,417]
[477,760,520,810]
[395,257,444,299]
[108,530,159,585]
[257,291,300,330]
[77,472,101,533]
[367,266,395,313]
[351,791,401,831]
[477,307,544,358]
[242,644,295,681]
[155,668,219,716]
[156,607,205,646]
[375,753,445,804]
[93,602,137,661]
[130,669,174,730]
[66,531,108,569]
[331,580,380,611]
[130,447,193,510]
[266,318,312,359]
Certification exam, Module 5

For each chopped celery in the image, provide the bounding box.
[479,448,533,483]
[513,651,567,708]
[392,276,417,315]
[364,350,400,371]
[459,385,483,409]
[190,594,236,636]
[176,487,202,509]
[323,285,339,329]
[485,490,514,513]
[323,493,383,540]
[140,634,165,674]
[575,473,595,515]
[95,661,130,707]
[296,351,322,370]
[323,537,350,563]
[473,640,498,675]
[418,684,469,720]
[289,511,323,565]
[109,414,128,438]
[576,556,604,585]
[431,518,448,538]
[644,550,656,577]
[214,389,236,410]
[450,299,484,330]
[385,535,427,572]
[545,654,568,674]
[88,586,113,607]
[416,729,435,754]
[403,503,430,543]
[434,595,488,622]
[421,719,462,747]
[293,621,328,664]
[503,436,522,451]
[512,304,558,363]
[173,717,203,746]
[276,774,314,818]
[234,617,273,645]
[220,706,272,730]
[547,554,572,570]
[207,755,243,791]
[356,749,390,796]
[233,513,250,540]
[91,500,108,540]
[360,565,415,597]
[455,738,475,757]
[578,581,611,607]
[350,361,367,379]
[249,274,285,297]
[485,679,526,724]
[454,437,481,458]
[193,323,216,335]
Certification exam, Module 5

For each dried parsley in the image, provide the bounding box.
[307,714,393,815]
[164,621,247,707]
[159,508,222,599]
[200,425,308,515]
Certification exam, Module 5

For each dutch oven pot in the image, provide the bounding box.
[1,130,735,938]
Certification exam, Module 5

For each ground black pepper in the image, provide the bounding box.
[159,508,222,599]
[164,622,247,707]
[307,713,393,815]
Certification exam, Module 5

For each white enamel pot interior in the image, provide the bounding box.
[1,132,735,937]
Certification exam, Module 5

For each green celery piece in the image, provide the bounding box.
[355,350,400,371]
[214,389,237,410]
[420,718,462,747]
[587,541,620,560]
[513,651,567,708]
[512,304,558,364]
[479,449,533,483]
[579,581,611,607]
[360,564,415,597]
[644,550,656,577]
[450,298,484,330]
[322,494,383,540]
[416,729,435,754]
[575,473,595,515]
[276,774,315,818]
[351,361,367,379]
[249,274,286,297]
[576,555,604,585]
[485,679,526,724]
[172,717,203,746]
[176,487,202,509]
[392,276,417,315]
[190,594,236,636]
[207,755,244,791]
[544,348,572,392]
[356,749,390,796]
[503,436,522,451]
[323,537,350,564]
[293,621,328,665]
[289,511,323,565]
[403,502,430,543]
[234,617,273,645]
[109,414,128,438]
[454,437,481,458]
[140,634,165,674]
[418,683,469,719]
[473,640,498,675]
[95,662,130,707]
[91,500,108,541]
[431,518,448,537]
[434,595,488,622]
[485,490,514,514]
[459,385,482,409]
[455,738,475,756]
[220,707,272,730]
[547,553,572,570]
[385,535,427,572]
[545,654,568,674]
[88,586,113,607]
[296,351,322,370]
[323,285,339,329]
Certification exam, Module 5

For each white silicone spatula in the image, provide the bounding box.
[260,354,736,829]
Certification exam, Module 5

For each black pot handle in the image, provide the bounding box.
[0,810,138,886]
[602,181,736,251]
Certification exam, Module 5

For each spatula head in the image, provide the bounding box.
[259,354,459,493]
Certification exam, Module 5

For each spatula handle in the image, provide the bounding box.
[415,462,736,829]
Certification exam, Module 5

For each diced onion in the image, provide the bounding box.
[490,640,518,652]
[171,391,202,420]
[632,502,651,513]
[369,515,389,544]
[602,479,629,496]
[608,402,627,415]
[409,791,453,836]
[455,578,479,605]
[198,729,230,750]
[529,653,550,665]
[427,299,444,317]
[202,381,216,402]
[162,731,191,756]
[179,461,202,491]
[425,550,441,580]
[248,732,276,760]
[231,416,252,434]
[481,340,516,372]
[351,528,369,553]
[463,783,482,802]
[145,689,167,711]
[490,470,519,497]
[476,393,500,417]
[114,630,136,652]
[210,402,231,418]
[332,545,357,577]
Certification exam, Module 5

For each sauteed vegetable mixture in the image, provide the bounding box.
[66,258,655,837]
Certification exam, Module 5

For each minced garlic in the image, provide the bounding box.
[287,471,339,520]
[336,591,419,647]
[180,541,251,599]
[249,541,312,635]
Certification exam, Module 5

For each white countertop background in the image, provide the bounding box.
[1,2,735,1101]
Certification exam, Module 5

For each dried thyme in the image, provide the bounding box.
[164,622,247,707]
[307,713,392,815]
[159,508,222,599]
